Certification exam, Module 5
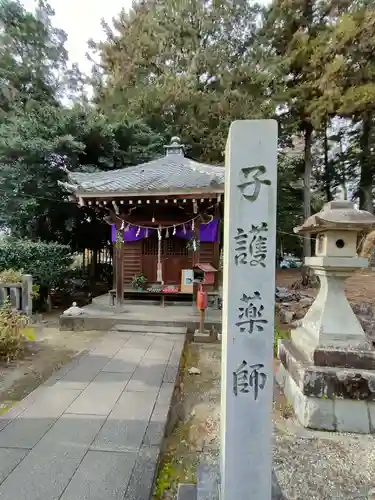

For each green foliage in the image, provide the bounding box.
[277,154,304,256]
[0,0,68,112]
[0,239,72,288]
[309,2,375,211]
[131,274,147,290]
[153,457,178,500]
[0,102,162,245]
[2,0,375,264]
[0,299,35,362]
[32,284,40,299]
[93,0,275,163]
[274,327,287,359]
[0,1,162,245]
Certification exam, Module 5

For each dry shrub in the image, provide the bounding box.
[360,230,375,265]
[0,268,23,283]
[0,300,35,362]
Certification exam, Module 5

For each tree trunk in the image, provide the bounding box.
[323,125,333,202]
[301,123,313,284]
[46,291,52,313]
[359,112,373,212]
[339,136,348,199]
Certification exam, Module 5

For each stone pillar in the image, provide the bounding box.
[277,201,375,434]
[221,120,278,500]
[22,274,32,316]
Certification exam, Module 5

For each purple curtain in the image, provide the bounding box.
[175,219,219,242]
[201,219,219,242]
[111,218,219,243]
[111,225,155,242]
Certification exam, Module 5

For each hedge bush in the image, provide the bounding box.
[0,299,35,361]
[0,239,72,289]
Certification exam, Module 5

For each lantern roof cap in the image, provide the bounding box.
[294,201,375,234]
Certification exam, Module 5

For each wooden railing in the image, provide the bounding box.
[0,274,33,316]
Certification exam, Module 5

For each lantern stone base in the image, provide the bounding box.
[276,339,375,434]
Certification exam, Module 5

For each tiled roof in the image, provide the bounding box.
[66,139,225,195]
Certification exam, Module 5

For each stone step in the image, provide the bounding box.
[177,483,197,500]
[112,323,187,335]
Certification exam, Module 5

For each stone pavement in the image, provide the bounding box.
[0,327,185,500]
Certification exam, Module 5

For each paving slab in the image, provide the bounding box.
[89,336,130,357]
[142,421,165,447]
[66,371,131,416]
[125,334,156,350]
[151,383,175,423]
[123,446,159,500]
[61,355,109,384]
[0,388,81,449]
[91,391,158,452]
[0,385,51,428]
[0,448,28,485]
[0,414,105,500]
[144,341,175,361]
[102,346,146,373]
[163,364,180,383]
[43,356,86,387]
[59,450,137,500]
[0,331,185,500]
[125,363,166,392]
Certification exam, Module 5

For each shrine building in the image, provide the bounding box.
[64,137,224,304]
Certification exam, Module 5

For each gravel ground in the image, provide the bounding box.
[274,423,375,499]
[179,343,375,500]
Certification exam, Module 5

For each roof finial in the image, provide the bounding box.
[164,136,185,156]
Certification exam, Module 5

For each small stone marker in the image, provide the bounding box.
[220,120,278,500]
[63,301,84,316]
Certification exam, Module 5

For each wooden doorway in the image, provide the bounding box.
[141,237,158,283]
[163,238,192,284]
[141,236,192,285]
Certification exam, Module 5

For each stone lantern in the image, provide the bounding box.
[277,200,375,434]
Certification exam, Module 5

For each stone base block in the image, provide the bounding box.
[193,329,218,343]
[177,483,197,500]
[177,464,286,500]
[278,339,375,401]
[277,340,375,434]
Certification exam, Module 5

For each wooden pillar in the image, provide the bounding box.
[112,244,117,290]
[213,219,222,290]
[116,229,124,306]
[157,225,163,283]
[193,218,201,267]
